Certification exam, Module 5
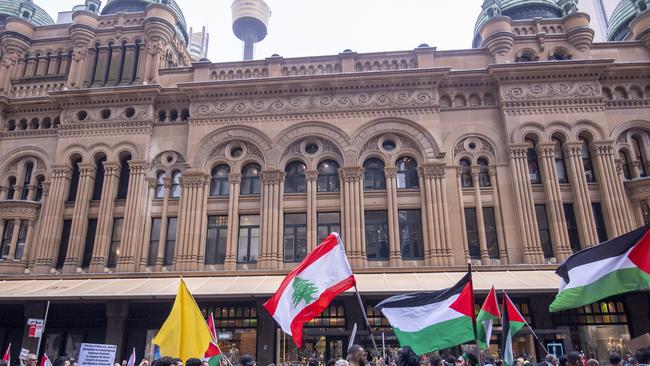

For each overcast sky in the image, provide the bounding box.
[40,0,485,62]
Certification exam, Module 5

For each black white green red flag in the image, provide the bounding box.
[375,273,475,355]
[500,292,526,366]
[263,233,355,347]
[204,312,222,366]
[476,286,500,349]
[549,224,650,312]
[39,354,52,366]
[2,343,9,366]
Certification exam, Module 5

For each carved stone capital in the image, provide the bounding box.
[163,176,174,188]
[536,142,556,158]
[506,144,528,159]
[470,166,482,177]
[590,141,615,156]
[339,167,364,182]
[102,161,121,176]
[305,170,319,181]
[261,170,284,184]
[419,163,446,179]
[181,173,208,188]
[78,163,97,177]
[228,173,242,184]
[384,167,397,179]
[564,141,584,157]
[51,165,72,180]
[127,160,150,174]
[41,181,51,196]
[488,166,497,176]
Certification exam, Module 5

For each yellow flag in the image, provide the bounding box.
[153,278,212,361]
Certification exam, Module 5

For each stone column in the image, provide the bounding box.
[46,54,59,76]
[174,171,209,271]
[63,163,96,273]
[488,167,509,264]
[138,179,157,271]
[106,43,123,85]
[506,144,545,264]
[120,44,137,84]
[6,218,21,260]
[340,167,366,268]
[145,40,164,84]
[536,143,573,260]
[592,141,635,236]
[19,219,36,264]
[105,302,129,360]
[224,173,241,270]
[134,42,147,83]
[259,170,283,269]
[58,52,70,77]
[154,177,172,271]
[89,161,120,273]
[34,54,48,77]
[92,46,109,87]
[384,167,402,267]
[115,161,149,273]
[32,166,71,274]
[455,168,471,262]
[81,46,98,88]
[420,163,453,266]
[0,54,19,95]
[564,142,599,246]
[24,56,36,77]
[470,166,490,264]
[306,170,318,251]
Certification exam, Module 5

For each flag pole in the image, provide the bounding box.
[353,285,380,357]
[467,262,481,366]
[522,319,549,355]
[35,300,50,357]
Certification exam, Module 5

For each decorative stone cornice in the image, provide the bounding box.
[228,173,242,184]
[339,167,364,182]
[0,200,41,220]
[419,163,446,179]
[500,81,601,101]
[625,177,650,201]
[536,142,556,158]
[505,144,528,159]
[305,170,319,181]
[384,167,397,179]
[261,170,284,184]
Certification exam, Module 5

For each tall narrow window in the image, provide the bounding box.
[460,159,472,188]
[21,162,33,200]
[477,158,491,187]
[0,220,14,259]
[148,218,161,266]
[398,209,423,259]
[81,219,97,267]
[283,214,307,262]
[526,139,541,184]
[464,208,480,259]
[107,218,123,267]
[92,157,106,200]
[14,220,27,260]
[642,201,650,224]
[580,138,596,182]
[363,158,386,191]
[483,207,499,258]
[116,155,131,199]
[171,171,181,198]
[317,212,341,243]
[396,157,419,189]
[563,204,581,253]
[205,216,228,265]
[67,158,81,202]
[553,138,568,183]
[535,204,554,259]
[592,203,608,243]
[619,150,632,180]
[317,160,340,192]
[632,136,647,177]
[155,172,166,199]
[164,217,177,266]
[210,165,230,196]
[237,215,260,263]
[6,177,16,200]
[56,220,72,269]
[241,163,261,195]
[34,176,44,201]
[285,161,307,193]
[365,211,389,260]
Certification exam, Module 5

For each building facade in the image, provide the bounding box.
[0,0,649,364]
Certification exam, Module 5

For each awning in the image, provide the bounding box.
[0,270,561,300]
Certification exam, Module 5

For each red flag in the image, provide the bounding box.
[40,354,52,366]
[2,343,10,366]
[204,313,222,366]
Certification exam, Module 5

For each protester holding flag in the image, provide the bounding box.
[205,313,223,366]
[39,354,52,366]
[2,343,10,366]
[500,292,527,366]
[476,286,500,350]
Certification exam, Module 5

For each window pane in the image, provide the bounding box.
[365,211,389,260]
[284,214,307,262]
[563,204,581,252]
[592,203,608,243]
[396,157,419,189]
[1,220,15,259]
[363,159,386,191]
[164,217,177,265]
[483,207,499,259]
[206,216,228,264]
[535,205,554,258]
[464,208,480,259]
[399,210,423,259]
[108,219,123,267]
[317,212,341,243]
[285,161,307,193]
[238,215,260,263]
[81,219,97,267]
[148,218,162,266]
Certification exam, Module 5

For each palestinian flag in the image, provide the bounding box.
[40,354,52,366]
[2,343,10,366]
[476,286,500,349]
[205,312,222,366]
[549,224,650,312]
[500,292,526,366]
[264,233,356,347]
[375,273,475,355]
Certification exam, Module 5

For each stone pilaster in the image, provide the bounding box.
[154,177,172,271]
[106,43,123,85]
[81,46,98,88]
[488,167,508,263]
[120,44,137,84]
[6,218,21,259]
[564,142,599,246]
[340,167,366,267]
[19,220,36,264]
[63,163,96,273]
[92,46,109,86]
[384,167,402,267]
[456,167,471,262]
[34,54,48,77]
[89,161,120,273]
[174,171,209,271]
[115,161,149,272]
[506,144,545,264]
[224,173,241,270]
[306,170,318,251]
[259,170,284,269]
[420,163,453,266]
[470,166,490,264]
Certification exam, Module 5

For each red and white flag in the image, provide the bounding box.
[264,233,355,347]
[40,354,52,366]
[2,343,10,366]
[127,348,136,366]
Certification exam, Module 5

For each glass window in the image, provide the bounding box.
[365,211,389,260]
[535,204,554,259]
[21,162,33,200]
[317,160,340,192]
[398,209,423,259]
[238,215,259,263]
[464,208,480,259]
[67,159,81,202]
[592,203,608,243]
[107,218,123,267]
[13,220,28,260]
[619,150,632,180]
[460,159,472,188]
[56,220,72,269]
[171,171,181,198]
[206,216,228,264]
[317,212,340,243]
[641,201,650,224]
[553,138,569,183]
[81,219,97,267]
[241,163,261,195]
[0,220,14,259]
[154,172,166,199]
[477,158,491,187]
[148,218,162,266]
[92,157,106,200]
[116,155,131,199]
[34,176,44,201]
[284,214,307,262]
[396,157,419,189]
[164,217,177,266]
[363,158,386,191]
[632,136,647,177]
[580,138,596,182]
[305,303,346,329]
[6,176,16,200]
[285,161,307,193]
[483,207,499,258]
[563,204,581,253]
[526,139,541,184]
[203,305,258,359]
[210,165,230,196]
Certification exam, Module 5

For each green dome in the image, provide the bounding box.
[607,0,640,41]
[101,0,188,45]
[473,0,564,47]
[0,0,54,27]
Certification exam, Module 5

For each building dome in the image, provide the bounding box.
[473,0,564,47]
[607,0,646,41]
[0,0,55,27]
[101,0,188,45]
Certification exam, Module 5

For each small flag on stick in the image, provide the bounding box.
[2,343,11,366]
[500,292,526,366]
[476,286,500,349]
[127,348,136,366]
[40,354,52,366]
[205,313,223,366]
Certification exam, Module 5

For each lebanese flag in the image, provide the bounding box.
[40,354,52,366]
[476,286,500,349]
[500,292,526,366]
[375,273,475,355]
[204,312,222,366]
[549,224,650,312]
[2,343,9,366]
[263,233,355,347]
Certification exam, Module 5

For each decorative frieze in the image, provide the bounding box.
[501,81,601,101]
[261,170,284,184]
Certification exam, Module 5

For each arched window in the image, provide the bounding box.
[553,138,568,183]
[317,160,340,192]
[34,176,44,201]
[210,165,230,196]
[241,163,261,195]
[477,158,490,187]
[6,177,16,200]
[116,155,131,199]
[67,158,81,202]
[632,136,647,177]
[171,171,181,198]
[363,158,386,191]
[396,157,419,189]
[460,159,472,188]
[92,156,106,200]
[619,150,632,180]
[285,161,307,193]
[21,162,33,200]
[580,137,596,182]
[155,172,166,199]
[526,139,541,184]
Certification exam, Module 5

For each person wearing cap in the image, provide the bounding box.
[240,354,256,366]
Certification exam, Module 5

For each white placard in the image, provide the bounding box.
[27,319,44,338]
[20,348,30,360]
[78,343,117,366]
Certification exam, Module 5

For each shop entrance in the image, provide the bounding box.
[280,334,348,363]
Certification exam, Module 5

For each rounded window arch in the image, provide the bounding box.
[6,176,17,200]
[396,156,419,189]
[579,136,596,182]
[460,158,472,188]
[68,156,83,202]
[154,171,166,199]
[210,165,230,197]
[317,160,340,192]
[477,158,490,187]
[241,163,261,195]
[631,135,647,177]
[171,170,181,198]
[34,175,45,201]
[92,154,107,200]
[285,161,307,193]
[20,162,34,200]
[619,149,633,180]
[363,158,386,191]
[525,138,541,184]
[552,137,569,183]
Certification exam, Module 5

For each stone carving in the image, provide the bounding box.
[339,167,364,182]
[501,81,601,101]
[535,142,556,158]
[384,167,398,178]
[505,144,528,159]
[261,170,284,184]
[419,164,446,179]
[181,174,208,188]
[228,173,242,184]
[454,136,496,157]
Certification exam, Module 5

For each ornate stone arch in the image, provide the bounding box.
[277,136,345,171]
[510,121,545,143]
[149,150,187,178]
[191,126,271,169]
[272,122,350,165]
[110,142,140,161]
[546,121,572,142]
[572,120,606,141]
[0,146,52,177]
[610,120,650,141]
[452,134,497,165]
